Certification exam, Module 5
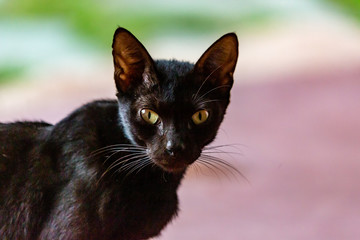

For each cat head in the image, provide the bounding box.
[112,27,238,173]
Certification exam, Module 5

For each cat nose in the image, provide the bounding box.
[166,140,185,156]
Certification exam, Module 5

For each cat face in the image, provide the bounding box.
[112,28,238,173]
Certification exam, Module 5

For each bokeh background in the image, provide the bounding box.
[1,0,360,239]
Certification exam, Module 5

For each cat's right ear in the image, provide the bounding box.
[112,28,154,93]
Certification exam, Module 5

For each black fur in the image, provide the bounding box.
[0,28,238,239]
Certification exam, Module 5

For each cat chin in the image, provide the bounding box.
[159,165,187,174]
[154,161,188,174]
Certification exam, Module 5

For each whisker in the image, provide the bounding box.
[117,156,153,177]
[195,85,231,103]
[133,160,152,175]
[108,153,148,173]
[123,157,153,179]
[95,147,146,155]
[90,145,147,165]
[204,143,246,151]
[198,158,231,180]
[199,154,249,183]
[193,64,224,101]
[131,158,153,175]
[117,158,145,173]
[200,154,240,173]
[98,153,148,183]
[91,144,146,156]
[195,160,222,179]
[191,162,203,177]
[93,143,146,151]
[202,151,243,156]
[102,148,146,159]
[102,149,125,165]
[203,144,246,161]
[196,99,224,105]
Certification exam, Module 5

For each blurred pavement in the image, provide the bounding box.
[158,70,360,240]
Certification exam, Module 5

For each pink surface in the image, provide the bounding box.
[159,70,360,240]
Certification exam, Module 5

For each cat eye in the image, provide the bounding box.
[192,110,209,125]
[140,109,159,125]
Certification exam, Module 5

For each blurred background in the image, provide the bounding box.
[1,0,360,239]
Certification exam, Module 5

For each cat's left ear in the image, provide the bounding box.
[194,33,238,91]
[112,28,155,93]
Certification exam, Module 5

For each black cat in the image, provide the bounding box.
[0,28,238,239]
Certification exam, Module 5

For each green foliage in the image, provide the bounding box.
[326,0,360,20]
[0,0,272,85]
[0,65,25,84]
[0,0,269,48]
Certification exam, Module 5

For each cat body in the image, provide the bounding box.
[0,28,238,239]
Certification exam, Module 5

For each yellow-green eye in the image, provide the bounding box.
[140,109,159,125]
[192,110,209,125]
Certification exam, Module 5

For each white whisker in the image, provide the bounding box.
[195,85,231,104]
[196,151,249,183]
[192,64,224,101]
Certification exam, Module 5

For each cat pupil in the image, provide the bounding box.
[148,112,151,119]
[198,112,202,120]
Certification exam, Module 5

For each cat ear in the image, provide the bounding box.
[194,33,238,90]
[112,27,154,92]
